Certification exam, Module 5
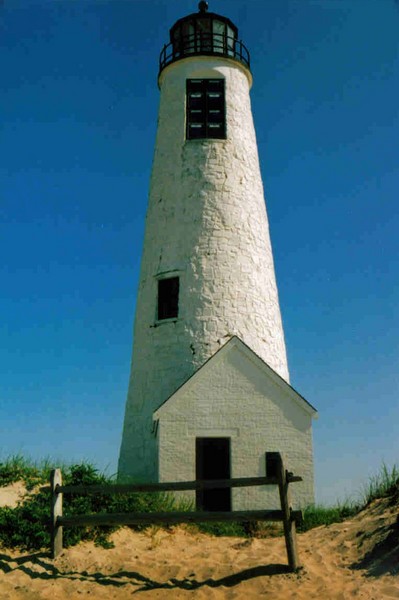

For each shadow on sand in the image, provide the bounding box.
[0,551,293,593]
[350,515,399,577]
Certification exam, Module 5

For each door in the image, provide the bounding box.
[196,437,231,511]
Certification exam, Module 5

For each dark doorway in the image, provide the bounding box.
[196,437,231,511]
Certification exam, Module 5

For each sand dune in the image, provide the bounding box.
[0,485,398,599]
[0,482,30,509]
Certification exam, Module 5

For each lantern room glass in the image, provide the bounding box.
[159,8,250,74]
[171,16,237,56]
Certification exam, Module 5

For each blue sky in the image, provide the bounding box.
[1,0,398,505]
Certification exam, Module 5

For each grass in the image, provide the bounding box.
[0,456,398,550]
[0,454,55,490]
[298,501,360,532]
[298,461,399,533]
[361,462,399,505]
[194,520,247,537]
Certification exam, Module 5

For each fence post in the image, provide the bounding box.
[50,468,63,558]
[276,454,299,571]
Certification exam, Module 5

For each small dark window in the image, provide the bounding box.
[157,277,179,320]
[265,452,281,478]
[186,79,226,140]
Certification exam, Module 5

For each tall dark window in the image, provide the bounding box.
[186,79,226,140]
[157,277,179,320]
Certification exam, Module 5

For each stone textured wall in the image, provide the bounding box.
[156,341,315,509]
[118,56,290,482]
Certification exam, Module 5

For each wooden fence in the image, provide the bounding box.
[50,452,303,570]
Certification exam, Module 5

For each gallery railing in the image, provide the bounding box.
[159,33,250,74]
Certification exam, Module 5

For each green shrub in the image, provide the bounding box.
[0,462,178,551]
[0,487,51,549]
[62,464,176,548]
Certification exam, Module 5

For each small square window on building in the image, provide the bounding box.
[186,79,226,140]
[157,276,179,320]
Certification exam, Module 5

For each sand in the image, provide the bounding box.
[0,484,398,599]
[0,482,30,509]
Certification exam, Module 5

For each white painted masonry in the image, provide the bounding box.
[118,54,292,483]
[154,337,317,509]
[118,10,317,503]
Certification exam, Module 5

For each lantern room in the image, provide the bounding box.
[159,1,250,74]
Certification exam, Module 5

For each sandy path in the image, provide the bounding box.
[0,495,398,599]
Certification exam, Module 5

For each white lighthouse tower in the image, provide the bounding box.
[119,2,317,509]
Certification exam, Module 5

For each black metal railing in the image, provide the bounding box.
[159,33,250,74]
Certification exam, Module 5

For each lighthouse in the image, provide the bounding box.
[119,2,317,510]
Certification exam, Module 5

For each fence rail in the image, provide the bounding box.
[50,452,302,570]
[58,509,302,528]
[56,473,302,496]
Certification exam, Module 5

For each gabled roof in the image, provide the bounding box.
[153,336,318,419]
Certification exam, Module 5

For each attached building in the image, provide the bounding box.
[154,336,317,510]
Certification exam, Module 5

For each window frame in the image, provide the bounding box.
[186,78,226,140]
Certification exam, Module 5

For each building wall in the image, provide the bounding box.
[157,344,315,509]
[119,55,289,481]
